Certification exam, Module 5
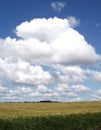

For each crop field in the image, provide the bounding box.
[0,101,101,130]
[0,101,101,118]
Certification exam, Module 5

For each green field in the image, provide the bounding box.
[0,101,101,130]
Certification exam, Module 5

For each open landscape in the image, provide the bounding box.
[0,101,101,130]
[0,0,101,130]
[0,101,101,118]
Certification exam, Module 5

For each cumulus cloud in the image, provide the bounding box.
[0,17,101,102]
[72,84,90,92]
[37,85,52,94]
[1,17,99,66]
[10,86,33,95]
[86,69,101,83]
[0,85,8,92]
[51,1,66,12]
[93,89,101,100]
[15,17,69,42]
[68,16,80,28]
[53,65,87,83]
[0,58,51,85]
[93,72,101,82]
[55,84,71,93]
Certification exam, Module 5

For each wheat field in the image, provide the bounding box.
[0,101,101,118]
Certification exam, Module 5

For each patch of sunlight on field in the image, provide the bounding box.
[0,101,101,119]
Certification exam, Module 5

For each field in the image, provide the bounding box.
[0,101,101,118]
[0,101,101,130]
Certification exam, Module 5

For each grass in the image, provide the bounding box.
[0,112,101,130]
[0,101,101,130]
[0,101,101,118]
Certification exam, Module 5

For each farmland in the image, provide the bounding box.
[0,101,101,130]
[0,101,101,118]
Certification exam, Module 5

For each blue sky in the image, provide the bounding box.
[0,0,101,53]
[0,0,101,102]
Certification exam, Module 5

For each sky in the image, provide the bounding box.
[0,0,101,102]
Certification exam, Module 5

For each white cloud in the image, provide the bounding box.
[16,17,69,42]
[54,65,87,83]
[9,86,33,95]
[86,69,101,83]
[14,17,101,65]
[51,29,100,65]
[51,1,66,12]
[55,83,71,93]
[68,16,80,28]
[54,83,77,100]
[37,85,52,94]
[67,92,77,98]
[93,89,101,100]
[0,85,8,92]
[0,17,101,102]
[94,72,101,82]
[0,58,52,85]
[72,84,90,92]
[0,37,52,65]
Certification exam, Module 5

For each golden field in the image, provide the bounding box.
[0,101,101,118]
